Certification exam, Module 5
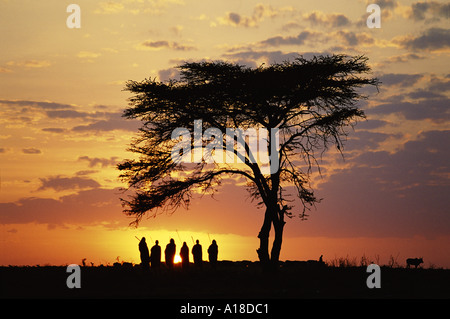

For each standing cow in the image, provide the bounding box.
[406,258,423,268]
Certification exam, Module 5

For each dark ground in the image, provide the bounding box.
[1,261,449,299]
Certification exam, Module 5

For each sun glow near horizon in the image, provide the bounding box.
[174,254,182,264]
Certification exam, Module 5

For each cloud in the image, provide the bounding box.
[373,0,399,9]
[335,31,374,46]
[381,53,425,65]
[46,110,91,119]
[0,67,12,73]
[0,99,74,110]
[0,188,125,226]
[217,4,286,28]
[353,119,389,130]
[71,112,140,132]
[344,130,396,152]
[22,148,42,154]
[158,67,181,82]
[379,73,425,87]
[368,73,449,123]
[38,176,101,192]
[222,49,330,67]
[94,2,125,15]
[78,156,119,168]
[170,25,184,36]
[0,100,139,133]
[368,96,450,123]
[407,89,446,100]
[94,0,185,16]
[258,31,323,48]
[407,1,450,21]
[76,170,99,176]
[139,40,196,51]
[304,11,351,28]
[427,74,450,92]
[6,60,51,68]
[228,28,376,52]
[77,51,102,59]
[394,28,450,51]
[41,128,67,134]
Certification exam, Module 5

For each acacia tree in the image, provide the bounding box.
[118,54,379,269]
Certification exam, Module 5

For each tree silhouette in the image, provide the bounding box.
[118,54,379,270]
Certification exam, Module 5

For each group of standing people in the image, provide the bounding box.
[138,237,218,270]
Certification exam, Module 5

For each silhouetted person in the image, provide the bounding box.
[165,238,176,269]
[208,239,218,268]
[150,240,161,269]
[180,242,189,269]
[192,239,203,268]
[139,237,150,270]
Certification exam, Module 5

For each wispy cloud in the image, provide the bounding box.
[6,60,51,68]
[394,27,450,51]
[138,40,196,51]
[0,99,74,110]
[41,128,67,134]
[258,31,322,47]
[78,156,119,168]
[70,112,140,132]
[94,0,185,15]
[380,53,425,65]
[215,4,294,28]
[77,51,102,59]
[94,2,125,15]
[38,175,101,192]
[0,67,12,73]
[22,148,42,154]
[369,96,449,123]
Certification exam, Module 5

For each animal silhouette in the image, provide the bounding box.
[406,257,423,268]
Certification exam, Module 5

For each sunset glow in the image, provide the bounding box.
[1,0,449,269]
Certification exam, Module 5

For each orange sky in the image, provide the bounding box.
[1,0,449,268]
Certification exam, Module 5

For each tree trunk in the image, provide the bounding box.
[256,208,271,268]
[257,204,287,271]
[270,208,286,267]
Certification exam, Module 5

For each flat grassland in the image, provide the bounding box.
[1,261,449,299]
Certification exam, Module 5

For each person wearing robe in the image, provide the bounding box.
[138,237,150,270]
[165,238,176,269]
[150,240,161,269]
[192,239,203,268]
[208,239,218,268]
[180,242,189,269]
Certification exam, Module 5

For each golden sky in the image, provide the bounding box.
[1,0,449,267]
